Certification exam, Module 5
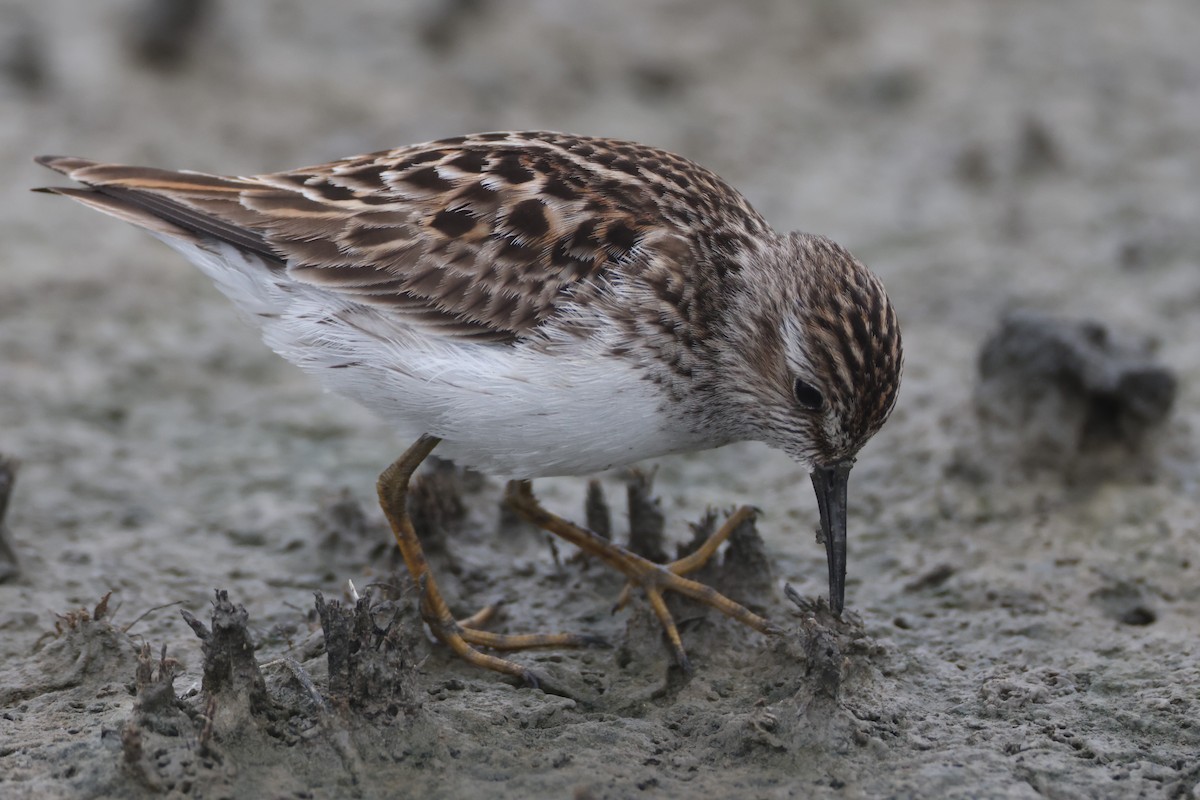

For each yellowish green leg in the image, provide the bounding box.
[505,481,778,671]
[377,436,593,684]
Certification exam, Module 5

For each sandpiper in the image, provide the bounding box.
[36,132,902,684]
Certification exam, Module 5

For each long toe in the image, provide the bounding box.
[505,482,777,669]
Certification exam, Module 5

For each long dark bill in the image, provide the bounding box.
[810,461,854,615]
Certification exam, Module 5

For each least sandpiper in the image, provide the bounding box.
[35,132,902,684]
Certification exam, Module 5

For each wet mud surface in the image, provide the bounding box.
[2,1,1200,798]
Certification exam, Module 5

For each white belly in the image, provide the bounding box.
[162,236,715,477]
[322,341,704,477]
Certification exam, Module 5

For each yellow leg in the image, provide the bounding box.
[505,481,779,672]
[376,436,593,685]
[611,505,758,612]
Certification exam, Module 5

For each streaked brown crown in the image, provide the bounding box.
[793,235,902,463]
[710,232,902,468]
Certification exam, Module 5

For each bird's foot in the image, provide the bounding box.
[506,482,780,672]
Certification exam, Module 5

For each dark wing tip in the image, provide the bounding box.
[28,184,200,241]
[31,186,95,199]
[31,186,113,207]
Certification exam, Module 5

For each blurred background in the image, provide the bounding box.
[1,0,1198,796]
[5,1,1199,381]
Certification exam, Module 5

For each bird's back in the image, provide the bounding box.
[35,134,774,476]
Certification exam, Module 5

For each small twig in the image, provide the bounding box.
[276,656,327,713]
[121,600,185,633]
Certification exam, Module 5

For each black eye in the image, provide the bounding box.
[793,378,824,412]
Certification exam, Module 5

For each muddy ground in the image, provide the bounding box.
[2,1,1199,798]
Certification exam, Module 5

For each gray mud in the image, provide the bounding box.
[2,1,1199,798]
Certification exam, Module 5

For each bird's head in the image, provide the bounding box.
[718,232,903,613]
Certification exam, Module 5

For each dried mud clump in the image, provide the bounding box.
[687,508,775,615]
[118,592,347,796]
[730,585,903,758]
[314,584,425,718]
[314,459,469,571]
[584,479,612,540]
[121,589,430,797]
[123,591,347,796]
[1089,578,1157,626]
[120,643,203,793]
[313,487,412,581]
[181,589,272,717]
[0,9,46,94]
[590,477,778,683]
[778,586,861,706]
[652,505,776,626]
[407,460,469,560]
[3,592,134,708]
[625,468,668,563]
[973,310,1177,478]
[129,643,184,726]
[124,0,212,70]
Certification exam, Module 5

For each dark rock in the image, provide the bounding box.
[975,310,1176,473]
[417,0,487,55]
[0,11,46,93]
[125,0,212,70]
[1090,580,1157,626]
[1017,115,1063,175]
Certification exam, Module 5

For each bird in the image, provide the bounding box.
[34,131,903,685]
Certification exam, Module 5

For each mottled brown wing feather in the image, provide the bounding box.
[36,132,770,343]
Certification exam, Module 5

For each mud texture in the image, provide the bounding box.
[3,1,1200,798]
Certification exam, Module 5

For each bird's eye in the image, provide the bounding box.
[793,378,824,412]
